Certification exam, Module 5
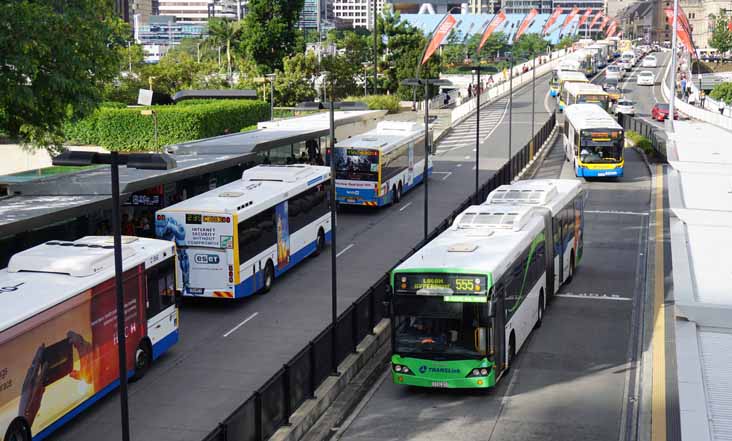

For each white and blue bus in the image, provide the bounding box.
[332,121,431,207]
[0,236,178,441]
[156,165,331,299]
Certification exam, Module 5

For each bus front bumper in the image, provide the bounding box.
[578,164,624,177]
[391,355,496,389]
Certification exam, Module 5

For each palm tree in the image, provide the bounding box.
[206,18,242,81]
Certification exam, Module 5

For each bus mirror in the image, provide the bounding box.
[486,299,496,318]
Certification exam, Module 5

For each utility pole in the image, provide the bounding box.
[373,0,378,95]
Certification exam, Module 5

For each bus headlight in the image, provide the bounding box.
[467,366,491,377]
[392,364,413,375]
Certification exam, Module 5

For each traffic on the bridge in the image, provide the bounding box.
[2,2,732,441]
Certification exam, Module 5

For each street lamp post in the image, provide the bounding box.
[373,0,378,95]
[507,51,514,178]
[52,150,176,441]
[401,78,452,240]
[295,96,367,375]
[265,73,277,121]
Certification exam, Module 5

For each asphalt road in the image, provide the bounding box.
[336,132,653,441]
[51,73,555,440]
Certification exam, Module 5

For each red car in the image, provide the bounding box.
[651,103,679,121]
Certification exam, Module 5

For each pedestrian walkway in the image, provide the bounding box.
[383,107,453,141]
[435,97,509,153]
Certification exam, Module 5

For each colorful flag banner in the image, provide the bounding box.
[561,7,580,32]
[514,8,538,42]
[479,10,507,50]
[577,8,592,28]
[542,7,563,35]
[589,11,604,28]
[599,15,610,31]
[421,14,458,65]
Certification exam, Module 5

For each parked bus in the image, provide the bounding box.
[484,179,586,298]
[156,165,331,299]
[557,71,590,111]
[549,59,581,97]
[561,82,610,111]
[387,204,555,389]
[0,236,178,441]
[333,121,430,207]
[563,104,625,178]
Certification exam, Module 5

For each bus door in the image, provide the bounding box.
[491,287,507,376]
[553,215,564,286]
[540,210,556,297]
[407,141,415,183]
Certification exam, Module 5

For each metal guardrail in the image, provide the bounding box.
[200,112,557,441]
[616,113,668,161]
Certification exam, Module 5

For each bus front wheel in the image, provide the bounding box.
[131,339,152,381]
[536,291,545,329]
[4,419,30,441]
[313,228,325,257]
[507,334,516,370]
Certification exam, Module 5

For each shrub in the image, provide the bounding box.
[65,100,268,151]
[626,130,655,157]
[710,82,732,103]
[345,95,400,114]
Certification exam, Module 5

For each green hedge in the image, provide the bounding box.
[65,100,269,151]
[626,130,654,157]
[345,95,400,114]
[710,82,732,104]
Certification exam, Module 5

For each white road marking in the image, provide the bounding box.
[336,243,355,258]
[223,312,259,338]
[556,293,632,301]
[456,163,462,167]
[399,201,413,211]
[441,172,453,180]
[585,210,649,216]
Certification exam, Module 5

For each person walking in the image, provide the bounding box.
[680,78,687,100]
[719,100,726,115]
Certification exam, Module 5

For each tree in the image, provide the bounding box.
[709,14,732,54]
[555,35,578,50]
[322,54,360,99]
[710,82,732,104]
[512,33,550,57]
[0,0,125,150]
[239,0,305,72]
[207,18,242,79]
[273,52,319,106]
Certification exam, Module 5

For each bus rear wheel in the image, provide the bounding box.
[262,261,275,293]
[507,334,516,370]
[4,419,30,441]
[536,292,545,329]
[567,250,576,283]
[313,228,325,257]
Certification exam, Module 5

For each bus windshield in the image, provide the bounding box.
[393,295,489,360]
[333,147,379,181]
[580,129,624,163]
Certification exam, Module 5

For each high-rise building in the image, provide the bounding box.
[333,0,385,28]
[157,0,247,24]
[133,15,208,62]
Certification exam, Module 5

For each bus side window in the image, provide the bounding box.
[146,257,176,318]
[238,207,276,265]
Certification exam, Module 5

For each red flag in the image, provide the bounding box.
[514,8,538,41]
[677,5,693,35]
[577,9,592,28]
[542,7,563,35]
[421,14,457,65]
[589,11,604,28]
[664,8,696,57]
[606,20,618,38]
[728,19,732,31]
[479,10,507,50]
[599,16,610,31]
[561,7,580,31]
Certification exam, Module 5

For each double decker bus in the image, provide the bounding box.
[550,59,581,97]
[0,236,178,441]
[563,104,625,178]
[561,82,610,111]
[333,121,430,207]
[484,179,586,298]
[156,165,331,299]
[557,71,590,111]
[387,204,556,389]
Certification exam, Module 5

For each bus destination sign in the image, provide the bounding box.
[395,273,487,295]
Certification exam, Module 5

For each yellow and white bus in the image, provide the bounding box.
[549,59,581,97]
[561,82,610,112]
[563,104,625,178]
[557,71,590,111]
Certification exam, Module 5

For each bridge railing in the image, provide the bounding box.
[617,113,668,161]
[201,112,558,441]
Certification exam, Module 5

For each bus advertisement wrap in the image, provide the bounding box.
[0,267,145,438]
[275,201,290,270]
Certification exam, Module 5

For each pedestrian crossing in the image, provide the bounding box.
[435,97,509,153]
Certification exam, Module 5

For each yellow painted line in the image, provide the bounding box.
[651,164,666,441]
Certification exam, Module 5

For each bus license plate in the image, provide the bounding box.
[431,381,449,388]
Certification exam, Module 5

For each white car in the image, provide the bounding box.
[606,65,623,81]
[637,71,655,86]
[615,99,636,116]
[642,56,657,68]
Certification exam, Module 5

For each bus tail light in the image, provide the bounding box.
[228,265,234,283]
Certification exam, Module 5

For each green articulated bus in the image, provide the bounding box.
[387,202,569,389]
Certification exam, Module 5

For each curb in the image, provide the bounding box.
[515,123,560,181]
[268,320,391,441]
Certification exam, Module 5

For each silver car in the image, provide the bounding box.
[615,99,636,116]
